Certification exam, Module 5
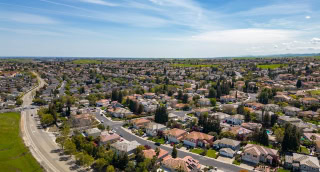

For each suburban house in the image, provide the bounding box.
[96,99,110,107]
[278,116,302,126]
[213,138,241,151]
[145,122,167,137]
[131,118,151,129]
[110,140,140,155]
[162,155,201,172]
[100,132,121,145]
[225,114,244,125]
[210,112,230,121]
[183,131,214,148]
[164,128,188,143]
[285,153,320,172]
[242,144,279,165]
[241,123,262,131]
[219,148,236,158]
[316,141,320,153]
[143,148,169,161]
[283,106,302,116]
[84,128,101,139]
[303,133,320,141]
[70,114,95,128]
[300,97,319,106]
[108,107,133,118]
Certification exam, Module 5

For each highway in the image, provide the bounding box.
[94,113,247,172]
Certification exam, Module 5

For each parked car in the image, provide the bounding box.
[155,142,161,146]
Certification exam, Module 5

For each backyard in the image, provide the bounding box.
[0,112,42,172]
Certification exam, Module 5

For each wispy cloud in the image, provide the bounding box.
[191,29,300,44]
[0,12,58,24]
[235,3,311,16]
[79,0,118,6]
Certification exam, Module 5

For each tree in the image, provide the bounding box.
[237,104,245,115]
[260,128,269,146]
[208,88,217,98]
[244,110,251,122]
[282,124,300,152]
[95,158,107,171]
[40,113,54,126]
[172,144,177,158]
[64,139,76,155]
[154,105,168,124]
[182,94,189,104]
[76,152,94,168]
[274,127,284,143]
[98,124,105,131]
[135,146,146,164]
[106,165,115,172]
[296,79,302,89]
[16,98,23,106]
[209,98,216,107]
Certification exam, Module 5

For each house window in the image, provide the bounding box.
[247,153,250,156]
[253,155,257,158]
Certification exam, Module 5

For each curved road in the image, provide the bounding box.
[94,114,247,172]
[21,73,75,172]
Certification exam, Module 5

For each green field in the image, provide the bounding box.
[0,112,42,172]
[72,59,101,64]
[171,64,219,68]
[257,64,288,69]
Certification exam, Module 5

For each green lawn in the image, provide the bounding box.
[147,137,165,144]
[277,168,290,172]
[171,64,219,68]
[206,149,217,158]
[72,59,101,64]
[257,64,288,69]
[309,90,320,96]
[0,112,42,172]
[298,146,310,154]
[232,160,241,165]
[190,148,204,154]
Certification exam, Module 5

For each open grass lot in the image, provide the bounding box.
[0,112,42,172]
[72,59,101,64]
[171,64,219,68]
[0,58,33,63]
[257,64,288,69]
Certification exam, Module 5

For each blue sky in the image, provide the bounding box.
[0,0,319,57]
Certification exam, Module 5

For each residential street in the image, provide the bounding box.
[94,113,248,172]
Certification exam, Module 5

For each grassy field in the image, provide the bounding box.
[171,64,219,68]
[277,168,290,172]
[72,59,101,64]
[0,112,42,172]
[0,59,33,63]
[257,64,288,69]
